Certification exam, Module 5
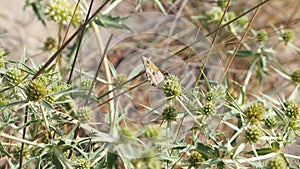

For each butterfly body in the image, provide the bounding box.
[142,56,165,87]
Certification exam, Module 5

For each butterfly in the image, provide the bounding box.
[142,56,165,87]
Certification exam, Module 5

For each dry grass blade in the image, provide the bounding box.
[219,0,269,83]
[67,0,95,84]
[85,34,113,106]
[19,106,29,169]
[93,74,147,109]
[206,0,270,37]
[196,0,231,86]
[32,0,112,80]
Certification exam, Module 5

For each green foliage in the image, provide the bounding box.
[245,126,263,144]
[291,69,300,84]
[44,0,82,25]
[163,74,182,98]
[188,151,205,168]
[281,29,294,44]
[4,68,27,85]
[1,0,299,168]
[94,14,132,31]
[24,0,46,25]
[43,37,57,51]
[143,126,159,139]
[76,106,92,123]
[162,105,178,122]
[257,29,268,42]
[265,154,288,169]
[25,79,47,102]
[244,103,264,124]
[201,102,216,116]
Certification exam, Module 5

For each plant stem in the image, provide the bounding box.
[91,22,116,134]
[19,106,29,169]
[0,133,45,148]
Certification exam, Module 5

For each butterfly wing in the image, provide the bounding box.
[142,56,165,87]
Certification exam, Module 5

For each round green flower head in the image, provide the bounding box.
[132,158,161,169]
[81,79,93,90]
[188,151,205,168]
[226,88,238,100]
[163,74,182,98]
[51,82,69,92]
[113,73,128,89]
[281,29,294,44]
[25,79,47,102]
[5,68,26,85]
[265,154,287,169]
[162,105,178,122]
[217,0,228,9]
[13,144,30,160]
[201,102,216,116]
[46,82,69,102]
[144,126,159,138]
[244,103,264,124]
[44,37,56,51]
[291,69,300,84]
[37,75,48,86]
[245,126,262,144]
[205,92,216,102]
[257,30,268,42]
[207,7,223,22]
[227,12,236,22]
[120,127,134,142]
[282,100,299,119]
[44,0,82,25]
[45,94,55,104]
[237,16,249,28]
[76,158,91,169]
[76,106,92,123]
[264,116,277,129]
[289,119,300,130]
[132,151,162,169]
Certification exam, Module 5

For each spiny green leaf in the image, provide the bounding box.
[230,50,255,57]
[245,147,274,155]
[232,142,245,158]
[0,100,29,110]
[107,152,118,169]
[24,0,46,26]
[271,142,280,152]
[0,142,13,158]
[94,14,133,31]
[195,142,219,159]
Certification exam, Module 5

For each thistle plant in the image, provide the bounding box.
[291,69,300,84]
[43,37,57,51]
[264,116,277,129]
[162,105,178,122]
[244,103,264,124]
[163,74,182,98]
[44,0,82,25]
[282,100,299,119]
[143,125,160,139]
[76,106,92,123]
[281,29,294,44]
[201,102,216,116]
[25,79,47,102]
[1,0,300,169]
[245,125,263,144]
[265,154,287,169]
[4,68,27,86]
